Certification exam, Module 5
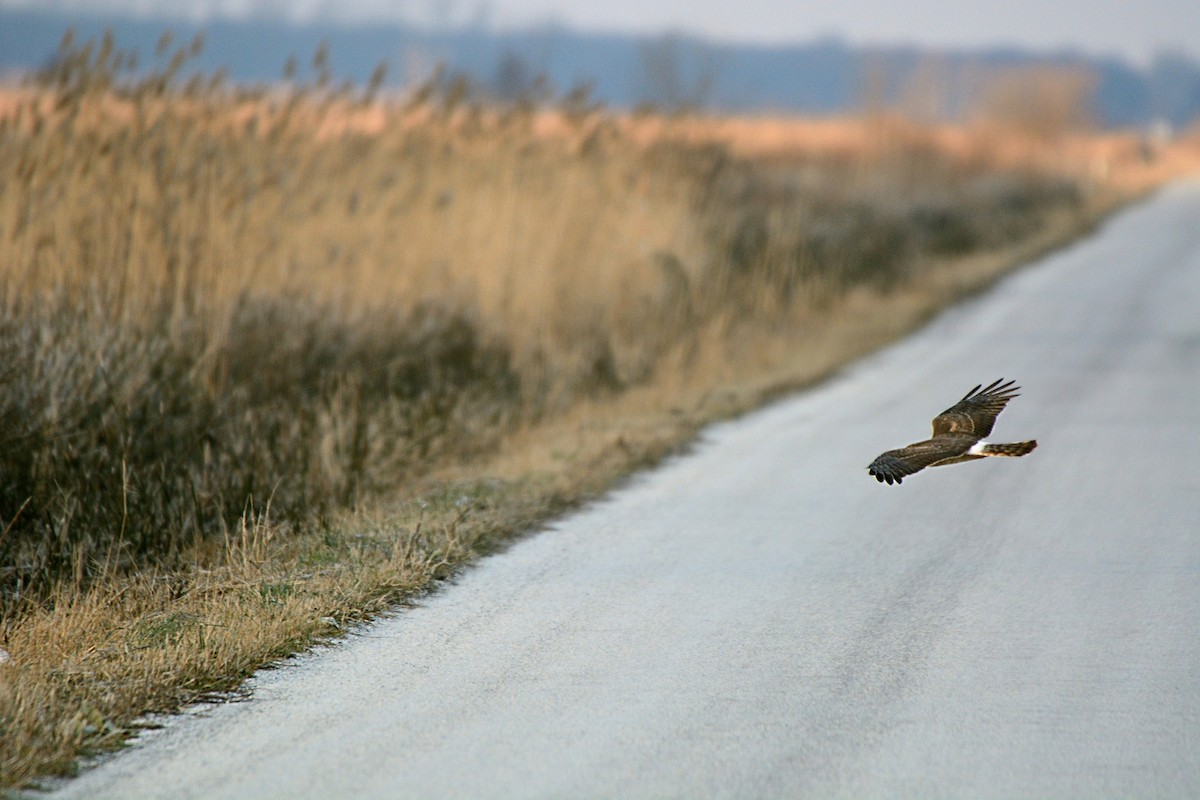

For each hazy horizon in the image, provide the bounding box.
[3,0,1198,67]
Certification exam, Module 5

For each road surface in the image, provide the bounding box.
[51,182,1200,798]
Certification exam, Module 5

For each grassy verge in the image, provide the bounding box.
[1,35,1196,790]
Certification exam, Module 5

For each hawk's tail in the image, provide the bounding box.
[980,440,1037,457]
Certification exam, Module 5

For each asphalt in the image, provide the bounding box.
[48,180,1200,799]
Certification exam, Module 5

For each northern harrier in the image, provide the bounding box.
[867,378,1037,485]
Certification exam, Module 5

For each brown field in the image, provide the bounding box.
[1,35,1197,789]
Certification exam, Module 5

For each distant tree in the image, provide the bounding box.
[857,52,898,117]
[899,55,952,122]
[971,64,1097,138]
[1148,51,1200,128]
[635,32,721,114]
[493,50,534,101]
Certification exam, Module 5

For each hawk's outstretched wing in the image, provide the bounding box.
[867,437,976,485]
[930,378,1019,438]
[868,379,1035,485]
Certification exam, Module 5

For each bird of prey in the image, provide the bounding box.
[867,378,1037,485]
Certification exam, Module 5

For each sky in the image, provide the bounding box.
[491,0,1200,66]
[6,0,1200,66]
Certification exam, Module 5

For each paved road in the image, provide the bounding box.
[52,182,1200,799]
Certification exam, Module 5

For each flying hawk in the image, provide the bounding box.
[867,378,1037,485]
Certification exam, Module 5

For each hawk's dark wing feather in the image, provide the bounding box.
[867,438,975,485]
[930,378,1019,438]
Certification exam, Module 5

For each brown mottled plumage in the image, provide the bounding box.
[867,379,1037,485]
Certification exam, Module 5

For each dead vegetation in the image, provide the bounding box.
[0,32,1195,790]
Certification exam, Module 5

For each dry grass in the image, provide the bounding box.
[1,34,1196,790]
